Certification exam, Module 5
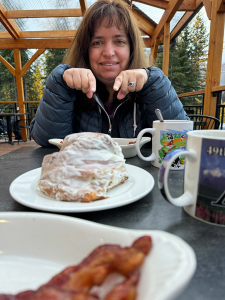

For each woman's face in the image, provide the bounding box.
[89,19,130,89]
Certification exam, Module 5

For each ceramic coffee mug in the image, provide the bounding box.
[158,130,225,226]
[135,120,193,169]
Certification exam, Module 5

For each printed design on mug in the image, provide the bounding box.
[195,139,225,225]
[158,149,184,196]
[158,129,188,167]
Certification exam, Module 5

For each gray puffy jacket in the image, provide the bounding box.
[30,64,188,147]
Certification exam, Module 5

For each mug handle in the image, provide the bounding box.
[158,149,197,206]
[135,128,156,161]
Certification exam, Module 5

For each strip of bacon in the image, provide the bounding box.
[0,288,99,300]
[40,236,152,292]
[104,272,140,300]
[0,236,152,300]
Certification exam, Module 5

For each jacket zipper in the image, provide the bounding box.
[93,93,127,135]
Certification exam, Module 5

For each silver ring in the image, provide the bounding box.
[128,82,136,87]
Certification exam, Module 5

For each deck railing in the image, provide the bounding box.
[183,105,203,115]
[1,88,225,131]
[0,102,39,125]
[178,88,225,130]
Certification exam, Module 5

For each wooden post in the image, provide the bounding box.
[162,22,170,77]
[14,49,27,140]
[203,0,225,117]
[210,12,225,115]
[79,0,88,15]
[150,38,160,66]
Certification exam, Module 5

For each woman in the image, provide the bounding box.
[30,0,188,147]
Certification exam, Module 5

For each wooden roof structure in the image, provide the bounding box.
[0,0,225,139]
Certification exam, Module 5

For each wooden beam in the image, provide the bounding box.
[134,0,167,9]
[143,37,152,47]
[21,49,45,77]
[177,86,225,98]
[0,18,154,43]
[21,30,76,38]
[0,32,11,38]
[209,3,225,117]
[131,9,156,36]
[164,0,186,22]
[140,28,148,35]
[162,22,170,76]
[180,0,196,11]
[217,0,225,12]
[178,89,205,97]
[196,0,203,6]
[150,0,185,47]
[79,0,88,15]
[0,54,15,76]
[6,9,82,19]
[0,38,73,49]
[0,30,76,39]
[150,38,160,65]
[203,0,212,19]
[14,49,27,140]
[0,3,20,39]
[203,0,225,117]
[212,85,225,92]
[135,0,196,11]
[211,12,225,87]
[0,101,18,103]
[0,101,41,104]
[170,11,194,40]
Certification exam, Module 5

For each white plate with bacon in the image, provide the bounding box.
[0,212,196,300]
[9,164,154,213]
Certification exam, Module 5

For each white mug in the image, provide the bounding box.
[158,130,225,226]
[135,120,193,169]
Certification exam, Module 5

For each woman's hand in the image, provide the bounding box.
[113,69,148,100]
[63,68,96,99]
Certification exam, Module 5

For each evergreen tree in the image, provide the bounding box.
[43,49,68,83]
[25,56,45,101]
[189,14,208,89]
[0,49,47,103]
[0,50,16,102]
[0,49,36,102]
[169,26,197,94]
[156,11,209,101]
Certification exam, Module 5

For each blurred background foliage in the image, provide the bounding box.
[156,12,209,107]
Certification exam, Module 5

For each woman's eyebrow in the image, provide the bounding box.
[92,34,127,39]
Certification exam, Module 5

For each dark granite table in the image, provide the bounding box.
[0,146,225,300]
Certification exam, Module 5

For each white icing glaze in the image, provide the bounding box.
[37,132,129,202]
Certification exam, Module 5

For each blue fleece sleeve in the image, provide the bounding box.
[138,67,189,127]
[30,64,76,147]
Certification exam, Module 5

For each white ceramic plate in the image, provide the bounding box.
[9,164,154,213]
[48,137,151,158]
[0,212,196,300]
[48,138,64,148]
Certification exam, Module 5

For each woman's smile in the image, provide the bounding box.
[100,61,119,69]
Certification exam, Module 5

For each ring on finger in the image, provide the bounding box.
[128,82,136,87]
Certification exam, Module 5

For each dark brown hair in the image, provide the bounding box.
[63,0,147,69]
[63,0,147,108]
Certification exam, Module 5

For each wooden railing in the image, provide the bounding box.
[178,86,225,130]
[1,85,225,130]
[177,85,225,98]
[0,101,39,123]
